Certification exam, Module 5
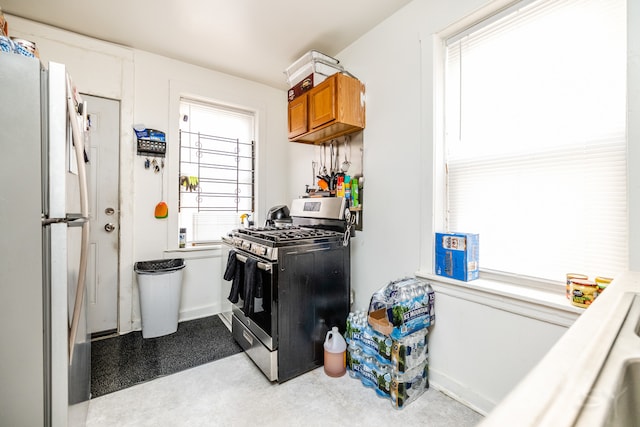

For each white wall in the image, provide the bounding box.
[429,290,568,410]
[289,0,444,311]
[132,49,289,259]
[288,0,640,414]
[6,2,568,413]
[129,49,289,327]
[330,0,561,412]
[8,15,289,333]
[9,0,640,415]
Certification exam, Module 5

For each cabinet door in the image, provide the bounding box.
[288,95,308,139]
[309,77,336,130]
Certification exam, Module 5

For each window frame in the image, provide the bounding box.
[167,81,264,251]
[427,0,627,293]
[178,100,256,246]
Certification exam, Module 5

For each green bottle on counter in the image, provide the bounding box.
[352,178,359,207]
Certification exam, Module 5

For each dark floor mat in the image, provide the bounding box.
[91,315,242,397]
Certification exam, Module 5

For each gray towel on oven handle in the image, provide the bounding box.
[225,250,244,304]
[223,249,236,281]
[243,257,263,316]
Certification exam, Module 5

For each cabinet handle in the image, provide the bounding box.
[235,253,272,272]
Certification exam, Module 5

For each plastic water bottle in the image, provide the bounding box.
[324,326,347,377]
[346,312,354,341]
[347,342,361,378]
[376,361,392,398]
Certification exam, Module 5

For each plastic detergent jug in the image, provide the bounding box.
[324,326,347,377]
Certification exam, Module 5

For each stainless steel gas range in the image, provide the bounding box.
[222,197,352,382]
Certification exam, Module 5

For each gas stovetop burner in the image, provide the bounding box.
[234,225,342,243]
[271,228,339,242]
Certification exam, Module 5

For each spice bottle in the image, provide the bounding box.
[179,228,187,248]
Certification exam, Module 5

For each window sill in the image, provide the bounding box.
[415,271,583,327]
[165,244,222,260]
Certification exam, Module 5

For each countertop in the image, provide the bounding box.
[479,271,640,426]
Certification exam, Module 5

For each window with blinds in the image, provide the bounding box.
[179,99,255,244]
[442,0,627,282]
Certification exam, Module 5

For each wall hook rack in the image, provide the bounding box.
[134,125,167,158]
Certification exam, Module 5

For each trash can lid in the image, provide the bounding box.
[134,258,185,273]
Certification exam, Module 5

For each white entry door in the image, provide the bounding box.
[83,94,120,335]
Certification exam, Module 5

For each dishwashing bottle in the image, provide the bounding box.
[324,326,347,377]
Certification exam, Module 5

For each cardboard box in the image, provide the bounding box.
[435,232,479,281]
[367,309,393,336]
[0,11,8,37]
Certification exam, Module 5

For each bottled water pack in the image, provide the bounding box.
[367,277,435,340]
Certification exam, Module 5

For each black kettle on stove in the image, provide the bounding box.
[265,205,292,227]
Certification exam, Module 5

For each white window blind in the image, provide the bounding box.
[443,0,627,282]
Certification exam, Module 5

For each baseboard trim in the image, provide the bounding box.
[178,305,220,323]
[130,305,221,333]
[429,368,494,416]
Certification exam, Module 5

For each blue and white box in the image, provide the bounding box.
[435,232,479,281]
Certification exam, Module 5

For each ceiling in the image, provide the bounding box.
[1,0,411,89]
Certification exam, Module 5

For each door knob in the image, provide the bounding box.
[104,223,116,232]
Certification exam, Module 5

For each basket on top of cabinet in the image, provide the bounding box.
[288,73,365,144]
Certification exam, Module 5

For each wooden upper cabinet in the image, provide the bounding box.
[309,77,336,129]
[288,95,308,139]
[288,73,365,144]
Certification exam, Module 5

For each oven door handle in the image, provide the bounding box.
[236,253,272,272]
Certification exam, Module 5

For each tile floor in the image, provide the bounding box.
[86,351,483,427]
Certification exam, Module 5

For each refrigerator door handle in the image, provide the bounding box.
[42,215,88,226]
[66,74,90,363]
[66,74,89,219]
[68,221,90,363]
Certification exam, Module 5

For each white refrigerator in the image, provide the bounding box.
[0,54,91,426]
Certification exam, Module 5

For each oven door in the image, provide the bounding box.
[222,244,277,350]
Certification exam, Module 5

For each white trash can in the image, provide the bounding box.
[134,258,185,338]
